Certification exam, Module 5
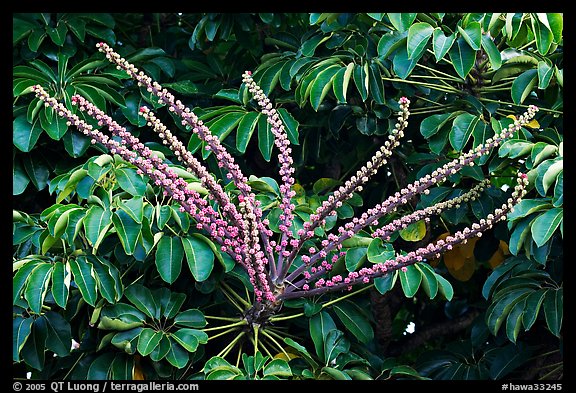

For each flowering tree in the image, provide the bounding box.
[13,13,562,380]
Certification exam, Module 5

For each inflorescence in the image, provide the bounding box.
[32,42,537,307]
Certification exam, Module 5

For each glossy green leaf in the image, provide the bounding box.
[171,329,201,353]
[367,238,395,263]
[13,115,43,152]
[165,340,189,369]
[436,274,454,301]
[125,284,158,320]
[416,263,439,299]
[137,328,163,356]
[541,160,562,195]
[161,291,187,319]
[110,354,135,380]
[531,208,562,247]
[537,61,554,89]
[87,352,115,380]
[98,303,146,331]
[236,112,259,153]
[112,209,141,255]
[420,113,453,138]
[377,30,408,58]
[40,107,68,140]
[51,261,71,308]
[332,301,374,344]
[399,264,422,297]
[374,271,397,295]
[332,64,353,104]
[83,205,112,248]
[42,311,71,357]
[432,28,456,62]
[174,309,207,328]
[155,236,184,284]
[345,247,367,272]
[13,316,33,362]
[20,317,48,371]
[388,13,417,32]
[481,34,502,70]
[407,22,434,59]
[24,263,53,314]
[69,257,98,306]
[449,37,476,79]
[531,15,554,55]
[323,329,350,364]
[522,288,547,331]
[393,46,422,79]
[277,108,299,145]
[114,167,147,197]
[310,65,340,111]
[508,199,552,221]
[258,111,273,161]
[486,289,532,335]
[13,260,41,304]
[450,113,479,151]
[309,311,337,360]
[511,69,538,105]
[181,235,214,282]
[13,159,30,195]
[368,63,385,104]
[90,256,123,303]
[543,288,562,337]
[509,217,533,255]
[458,21,481,50]
[505,297,526,343]
[263,359,292,377]
[353,63,369,101]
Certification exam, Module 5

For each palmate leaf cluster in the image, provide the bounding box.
[13,13,562,380]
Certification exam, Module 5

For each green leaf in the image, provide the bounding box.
[368,63,385,105]
[137,328,163,356]
[42,311,72,357]
[332,301,374,344]
[236,112,259,153]
[393,46,422,79]
[277,108,300,145]
[112,209,141,256]
[481,34,502,70]
[323,329,350,364]
[553,172,563,207]
[46,22,68,46]
[345,247,367,272]
[22,154,50,192]
[69,257,98,306]
[374,272,397,295]
[256,60,288,95]
[51,261,71,308]
[407,22,434,59]
[332,64,354,104]
[531,15,554,55]
[436,274,454,301]
[150,335,171,361]
[486,289,532,335]
[399,265,422,297]
[174,309,207,328]
[499,139,534,159]
[541,160,563,195]
[121,94,147,127]
[432,28,456,62]
[20,317,48,371]
[449,37,476,79]
[353,63,369,101]
[458,21,482,50]
[125,284,159,320]
[13,115,43,152]
[114,167,147,197]
[522,288,547,331]
[257,112,273,161]
[416,263,439,299]
[420,113,453,139]
[98,303,146,331]
[13,159,30,195]
[509,217,533,255]
[367,238,395,263]
[537,61,554,89]
[165,340,189,369]
[171,329,201,353]
[24,263,53,314]
[83,206,112,248]
[388,13,417,32]
[508,199,552,221]
[163,80,198,95]
[450,113,479,151]
[309,311,337,360]
[13,316,33,362]
[377,30,408,58]
[263,359,292,377]
[181,235,215,282]
[310,65,340,111]
[543,288,562,337]
[531,208,562,247]
[505,297,526,343]
[155,236,184,284]
[511,69,538,105]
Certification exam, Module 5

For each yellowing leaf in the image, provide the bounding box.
[399,220,427,242]
[526,119,540,129]
[274,348,300,361]
[449,255,475,281]
[488,240,510,269]
[458,237,478,259]
[133,355,145,380]
[428,232,450,267]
